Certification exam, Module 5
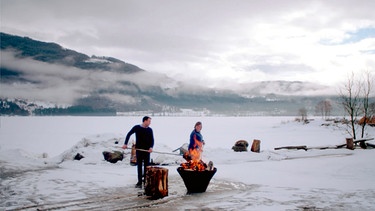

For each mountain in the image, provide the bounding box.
[0,32,142,74]
[0,32,343,116]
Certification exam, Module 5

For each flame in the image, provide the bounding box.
[180,135,207,171]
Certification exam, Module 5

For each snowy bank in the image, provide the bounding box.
[1,116,374,210]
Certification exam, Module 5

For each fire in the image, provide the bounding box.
[180,135,207,171]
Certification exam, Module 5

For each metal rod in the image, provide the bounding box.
[114,146,182,156]
[135,148,182,156]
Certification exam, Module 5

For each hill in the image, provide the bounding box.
[0,32,343,116]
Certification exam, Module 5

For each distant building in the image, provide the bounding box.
[358,116,375,126]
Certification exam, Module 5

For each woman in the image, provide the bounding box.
[189,121,205,151]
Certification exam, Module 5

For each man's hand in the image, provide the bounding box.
[122,145,128,149]
[148,148,153,153]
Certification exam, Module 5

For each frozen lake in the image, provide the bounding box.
[1,116,375,210]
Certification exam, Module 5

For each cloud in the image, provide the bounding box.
[1,0,375,90]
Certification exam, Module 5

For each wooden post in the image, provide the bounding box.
[274,145,307,151]
[251,139,261,153]
[346,138,354,150]
[359,141,367,149]
[145,166,168,199]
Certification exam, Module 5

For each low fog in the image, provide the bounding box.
[1,50,179,105]
[1,48,338,107]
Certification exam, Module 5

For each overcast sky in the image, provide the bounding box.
[1,0,375,90]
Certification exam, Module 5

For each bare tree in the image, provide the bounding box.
[315,99,332,120]
[298,107,307,122]
[370,102,375,116]
[359,70,374,138]
[339,72,361,139]
[315,101,324,118]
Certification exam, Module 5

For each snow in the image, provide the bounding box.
[85,58,112,64]
[1,116,374,210]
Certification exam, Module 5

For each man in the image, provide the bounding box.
[122,116,154,188]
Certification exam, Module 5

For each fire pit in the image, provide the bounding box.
[178,135,217,193]
[177,166,217,193]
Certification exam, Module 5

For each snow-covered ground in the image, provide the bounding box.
[1,116,374,210]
